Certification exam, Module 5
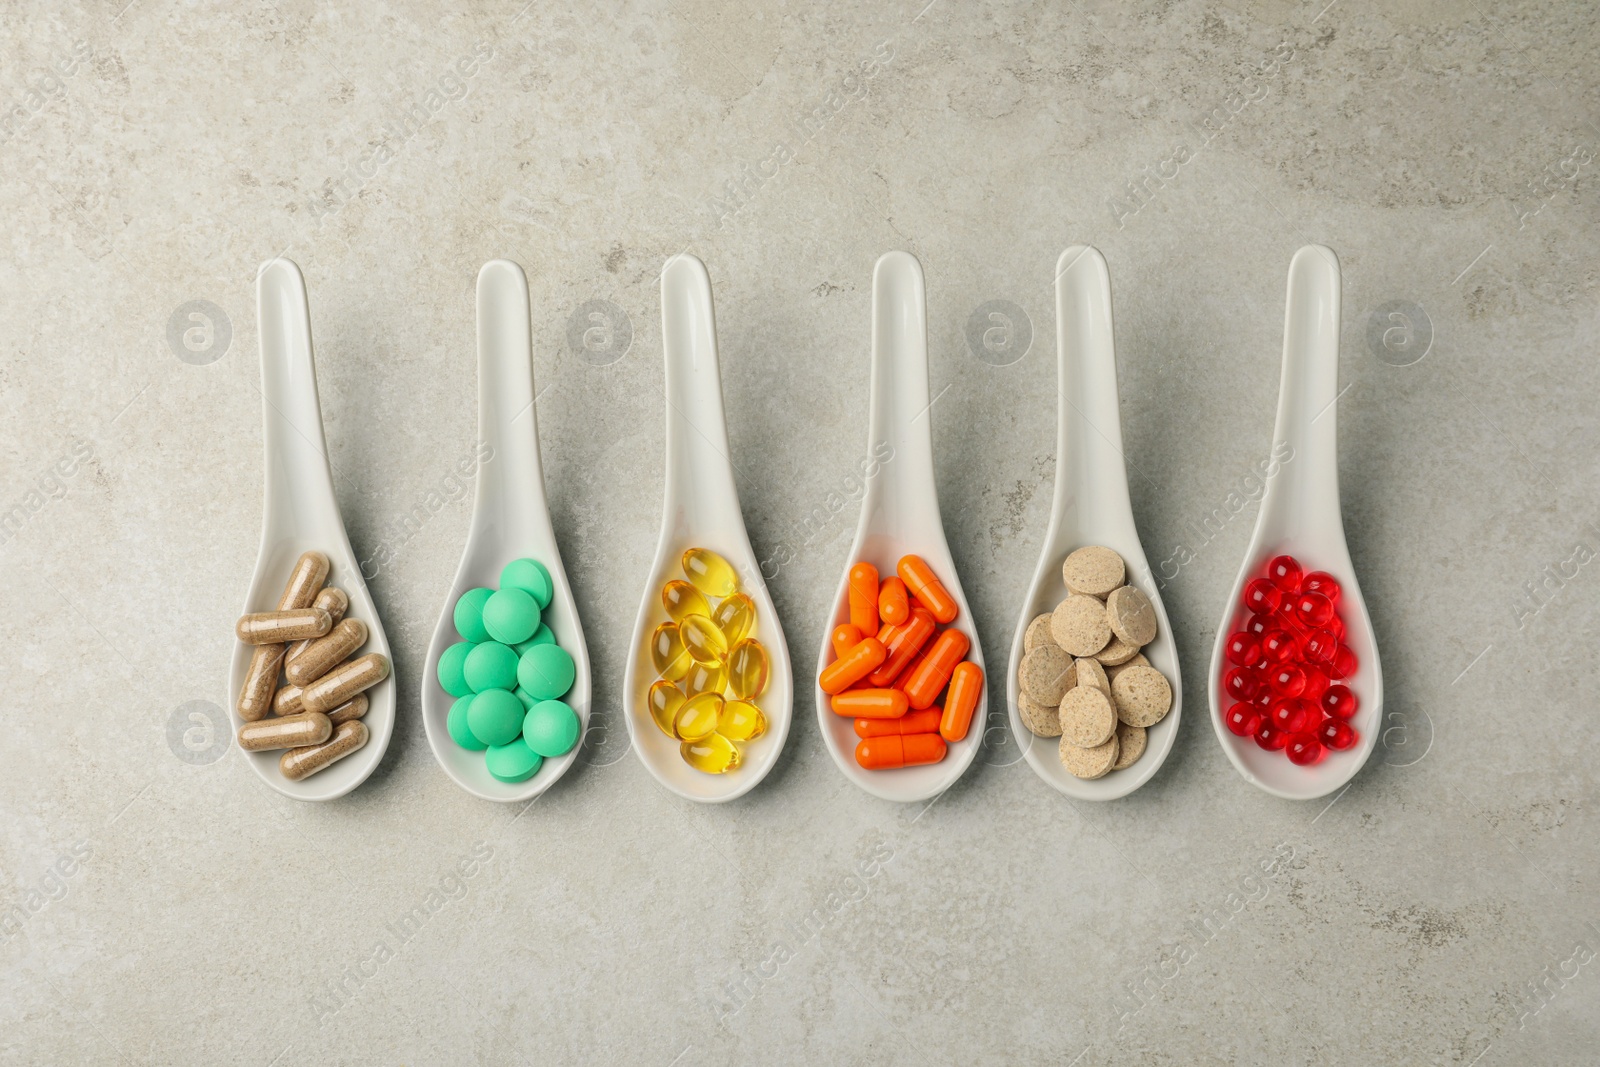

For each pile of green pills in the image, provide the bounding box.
[438,558,581,782]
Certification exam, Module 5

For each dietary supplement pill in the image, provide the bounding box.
[453,587,495,643]
[280,720,368,781]
[483,587,541,645]
[301,653,390,715]
[287,586,347,661]
[485,737,543,783]
[277,551,330,611]
[682,547,739,598]
[237,644,286,722]
[522,699,579,758]
[285,618,368,687]
[236,608,332,645]
[500,558,554,609]
[517,643,575,700]
[464,642,520,693]
[855,733,946,770]
[468,689,525,747]
[448,695,487,750]
[238,711,332,751]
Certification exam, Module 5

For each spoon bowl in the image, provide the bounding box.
[1208,245,1382,800]
[228,258,394,801]
[421,260,592,802]
[623,254,793,803]
[815,251,985,803]
[1006,247,1182,800]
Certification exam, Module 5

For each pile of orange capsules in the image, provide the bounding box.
[647,548,771,774]
[820,555,983,770]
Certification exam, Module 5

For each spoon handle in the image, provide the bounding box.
[472,261,550,545]
[861,251,938,542]
[1263,246,1343,536]
[1054,247,1134,543]
[660,254,745,539]
[257,259,340,536]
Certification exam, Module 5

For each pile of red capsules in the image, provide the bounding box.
[1221,554,1359,766]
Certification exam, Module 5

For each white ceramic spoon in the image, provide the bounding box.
[228,258,394,801]
[421,260,592,802]
[1208,245,1383,800]
[815,251,986,803]
[623,253,793,802]
[1006,247,1182,800]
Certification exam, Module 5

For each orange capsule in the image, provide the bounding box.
[855,733,947,770]
[893,636,937,691]
[854,708,942,738]
[831,688,909,719]
[878,576,909,626]
[901,628,971,710]
[819,637,887,694]
[831,623,863,658]
[898,555,958,624]
[868,608,935,686]
[848,562,879,635]
[939,661,984,743]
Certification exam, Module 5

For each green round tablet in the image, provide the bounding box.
[517,643,575,700]
[483,587,540,645]
[512,686,537,711]
[447,695,486,750]
[523,699,580,758]
[485,737,543,783]
[454,587,495,643]
[512,624,555,657]
[437,641,474,697]
[464,641,519,693]
[467,689,524,747]
[501,558,554,609]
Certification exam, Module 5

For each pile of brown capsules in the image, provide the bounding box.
[1016,545,1173,779]
[234,551,390,781]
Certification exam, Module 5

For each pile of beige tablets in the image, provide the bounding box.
[234,551,390,781]
[1016,546,1173,779]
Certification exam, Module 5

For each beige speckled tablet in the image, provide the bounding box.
[1105,585,1157,646]
[1018,693,1061,737]
[1024,612,1055,653]
[1110,722,1146,770]
[1019,645,1076,706]
[1106,652,1150,683]
[1058,686,1116,747]
[1074,657,1109,697]
[1059,732,1118,779]
[1094,632,1141,666]
[1050,595,1112,657]
[1110,665,1172,728]
[1061,546,1125,597]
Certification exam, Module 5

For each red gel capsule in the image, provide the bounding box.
[1269,698,1315,733]
[1295,592,1334,628]
[1267,664,1306,698]
[1225,631,1262,667]
[1299,669,1330,702]
[1286,732,1324,765]
[1261,629,1298,664]
[1303,629,1338,665]
[1266,554,1303,591]
[1318,718,1357,750]
[1244,578,1282,614]
[1226,703,1263,737]
[1255,722,1288,751]
[1244,614,1273,638]
[1302,571,1341,604]
[1328,645,1358,680]
[1320,684,1358,720]
[1223,668,1258,702]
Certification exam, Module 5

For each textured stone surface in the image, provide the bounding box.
[2,1,1597,1063]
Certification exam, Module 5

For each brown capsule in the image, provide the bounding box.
[273,683,304,716]
[287,586,347,661]
[237,644,286,722]
[236,608,331,645]
[237,711,332,751]
[285,618,368,687]
[302,653,390,714]
[279,720,368,781]
[324,693,368,726]
[277,550,330,610]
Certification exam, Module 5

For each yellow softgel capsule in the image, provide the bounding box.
[681,733,741,774]
[682,659,726,698]
[674,692,723,742]
[682,548,739,598]
[712,593,756,645]
[648,680,685,738]
[662,580,710,622]
[649,622,692,680]
[680,614,728,665]
[718,699,767,741]
[726,638,770,700]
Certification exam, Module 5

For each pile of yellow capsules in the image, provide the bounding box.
[648,547,771,774]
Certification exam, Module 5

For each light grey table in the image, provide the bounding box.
[3,2,1596,1063]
